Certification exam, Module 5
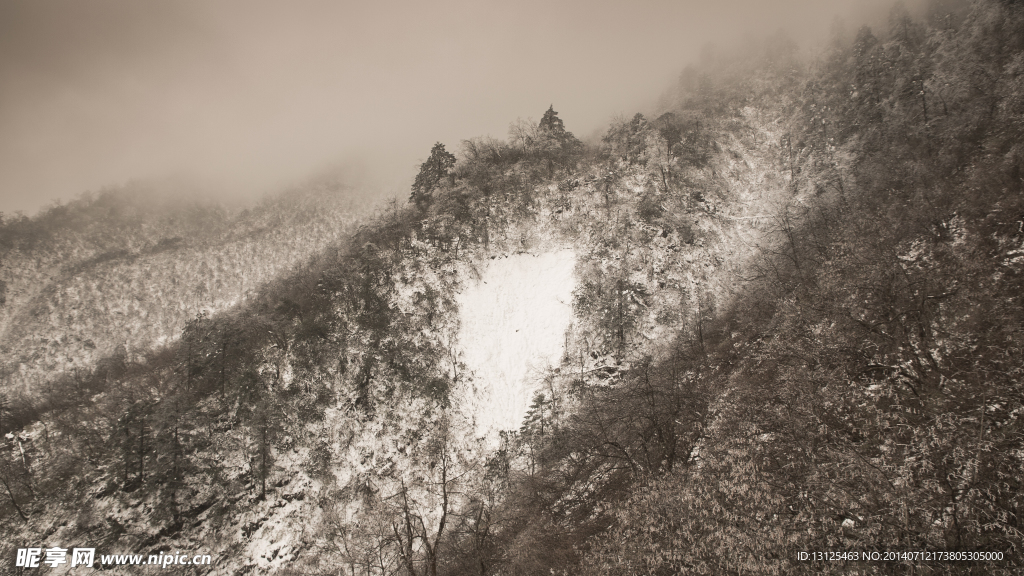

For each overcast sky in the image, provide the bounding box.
[0,0,911,215]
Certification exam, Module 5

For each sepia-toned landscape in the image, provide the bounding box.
[1,0,1023,574]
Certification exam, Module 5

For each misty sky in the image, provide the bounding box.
[0,0,907,215]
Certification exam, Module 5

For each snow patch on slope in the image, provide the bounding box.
[457,251,575,436]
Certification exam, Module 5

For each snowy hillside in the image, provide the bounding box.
[456,250,576,436]
[3,2,1024,574]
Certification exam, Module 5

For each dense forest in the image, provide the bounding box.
[0,178,369,399]
[2,0,1023,574]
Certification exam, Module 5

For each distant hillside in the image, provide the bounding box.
[0,179,370,399]
[2,1,1022,574]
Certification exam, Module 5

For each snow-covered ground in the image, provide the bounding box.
[457,250,576,437]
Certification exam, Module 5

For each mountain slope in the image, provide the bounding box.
[2,1,1023,574]
[0,178,369,401]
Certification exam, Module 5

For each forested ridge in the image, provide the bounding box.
[0,178,369,400]
[2,0,1023,574]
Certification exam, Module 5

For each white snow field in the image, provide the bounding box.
[457,250,576,437]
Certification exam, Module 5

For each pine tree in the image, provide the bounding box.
[411,143,457,210]
[538,105,566,135]
[536,106,582,176]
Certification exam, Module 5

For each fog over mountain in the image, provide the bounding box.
[2,0,1023,573]
[0,0,915,214]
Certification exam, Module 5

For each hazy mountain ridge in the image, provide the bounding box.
[0,180,370,399]
[0,96,772,573]
[2,1,1023,574]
